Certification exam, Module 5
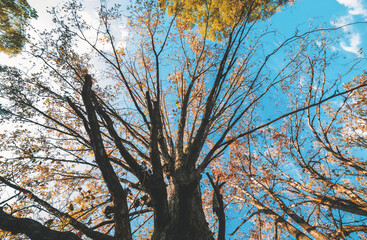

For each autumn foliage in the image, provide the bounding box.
[0,0,366,239]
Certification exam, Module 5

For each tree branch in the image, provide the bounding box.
[0,208,81,240]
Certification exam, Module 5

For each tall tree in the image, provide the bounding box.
[0,0,365,239]
[0,0,37,55]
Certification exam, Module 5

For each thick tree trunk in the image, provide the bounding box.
[152,176,213,240]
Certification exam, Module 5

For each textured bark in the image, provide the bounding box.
[332,225,367,237]
[152,175,213,240]
[0,208,80,240]
[206,173,225,240]
[82,75,132,240]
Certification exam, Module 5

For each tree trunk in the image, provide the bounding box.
[152,175,213,240]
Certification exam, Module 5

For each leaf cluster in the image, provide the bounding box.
[0,0,37,55]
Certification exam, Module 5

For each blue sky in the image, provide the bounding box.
[273,0,367,56]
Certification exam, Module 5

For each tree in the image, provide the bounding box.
[160,0,293,40]
[0,0,366,239]
[226,72,367,239]
[0,0,37,55]
[342,74,367,149]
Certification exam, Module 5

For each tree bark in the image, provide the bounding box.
[152,174,213,240]
[82,74,132,239]
[0,208,80,240]
[206,173,225,240]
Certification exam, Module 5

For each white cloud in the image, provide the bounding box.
[332,15,354,29]
[336,0,367,17]
[331,15,362,55]
[340,32,362,54]
[332,1,367,56]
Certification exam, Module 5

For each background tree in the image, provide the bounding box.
[0,0,366,239]
[160,0,293,40]
[227,70,367,238]
[0,0,37,55]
